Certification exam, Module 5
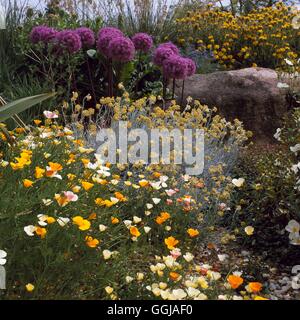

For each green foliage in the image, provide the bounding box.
[0,93,56,123]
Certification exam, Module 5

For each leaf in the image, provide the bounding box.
[0,92,56,122]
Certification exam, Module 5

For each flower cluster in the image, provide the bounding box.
[76,27,95,48]
[153,42,196,80]
[96,27,124,57]
[55,30,82,54]
[176,3,300,69]
[30,26,57,44]
[132,32,153,53]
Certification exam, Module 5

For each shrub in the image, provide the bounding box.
[175,3,300,69]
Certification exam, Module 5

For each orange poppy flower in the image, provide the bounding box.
[164,236,179,250]
[227,275,244,289]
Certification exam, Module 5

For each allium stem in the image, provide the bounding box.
[180,79,185,106]
[172,78,176,99]
[108,58,113,97]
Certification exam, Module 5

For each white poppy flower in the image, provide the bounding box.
[152,198,161,204]
[144,210,151,216]
[146,203,153,209]
[186,287,200,298]
[99,224,107,232]
[123,220,132,228]
[183,252,194,262]
[232,178,245,187]
[284,58,293,66]
[125,276,134,283]
[24,225,37,236]
[133,216,142,224]
[144,226,151,233]
[172,289,187,300]
[277,82,290,89]
[274,128,281,141]
[217,254,228,262]
[0,250,7,265]
[57,217,70,227]
[285,220,300,233]
[103,250,112,260]
[290,144,300,154]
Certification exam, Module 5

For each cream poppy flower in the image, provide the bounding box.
[232,178,245,187]
[152,198,161,204]
[57,217,70,227]
[103,250,112,260]
[183,252,194,262]
[24,225,37,236]
[99,224,107,232]
[244,226,254,236]
[144,226,151,233]
[285,220,300,233]
[133,216,142,224]
[0,250,7,265]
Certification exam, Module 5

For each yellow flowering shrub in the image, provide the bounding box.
[176,3,300,69]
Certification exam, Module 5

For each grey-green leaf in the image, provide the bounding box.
[0,92,56,122]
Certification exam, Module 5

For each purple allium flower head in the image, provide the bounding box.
[55,30,82,54]
[30,26,57,44]
[76,27,95,48]
[153,45,178,67]
[159,42,179,55]
[108,36,135,62]
[163,55,189,79]
[184,58,197,77]
[97,27,124,56]
[132,32,153,52]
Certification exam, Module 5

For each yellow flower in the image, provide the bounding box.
[88,213,97,220]
[164,236,179,250]
[35,227,47,239]
[25,283,35,292]
[105,286,114,294]
[114,192,127,202]
[245,226,254,236]
[81,181,94,191]
[187,228,199,237]
[67,173,76,181]
[254,296,268,300]
[35,167,45,179]
[34,119,42,125]
[72,216,91,231]
[23,179,34,188]
[130,226,141,237]
[85,236,100,248]
[46,217,56,224]
[139,179,149,187]
[111,217,120,224]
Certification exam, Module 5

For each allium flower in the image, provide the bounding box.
[97,27,124,57]
[30,26,57,44]
[153,44,178,67]
[108,36,135,62]
[55,30,82,54]
[163,55,189,79]
[76,27,95,48]
[160,42,179,55]
[132,32,153,52]
[184,58,197,77]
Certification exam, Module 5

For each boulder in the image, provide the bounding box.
[173,68,291,140]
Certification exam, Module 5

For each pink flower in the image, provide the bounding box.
[170,248,181,259]
[43,111,59,119]
[166,199,173,205]
[63,191,78,202]
[166,189,177,197]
